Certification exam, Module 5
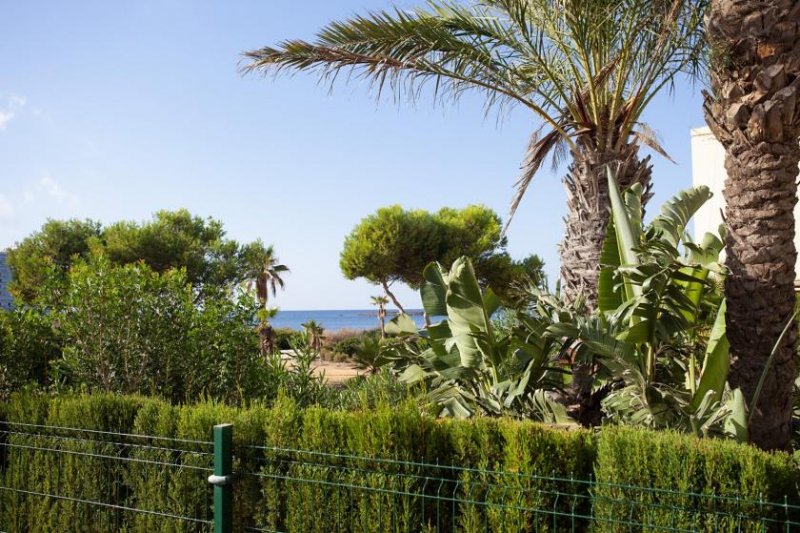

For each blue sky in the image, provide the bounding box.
[0,1,707,310]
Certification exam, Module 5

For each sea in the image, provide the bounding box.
[271,309,429,331]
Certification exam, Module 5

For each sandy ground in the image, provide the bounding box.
[311,360,364,384]
[280,350,363,384]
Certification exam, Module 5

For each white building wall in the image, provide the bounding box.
[690,127,800,275]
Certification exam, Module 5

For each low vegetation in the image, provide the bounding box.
[1,392,796,532]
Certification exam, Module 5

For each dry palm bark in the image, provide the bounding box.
[704,0,800,449]
[560,143,653,308]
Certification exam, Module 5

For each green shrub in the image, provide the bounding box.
[593,427,800,532]
[321,370,421,411]
[274,327,301,350]
[58,255,195,401]
[1,393,146,531]
[328,329,380,358]
[0,309,62,397]
[445,418,595,532]
[1,393,798,532]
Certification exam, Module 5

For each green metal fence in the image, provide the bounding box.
[0,421,798,532]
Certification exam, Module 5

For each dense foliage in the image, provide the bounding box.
[6,209,274,305]
[375,173,753,442]
[340,205,544,309]
[0,253,325,406]
[1,392,796,532]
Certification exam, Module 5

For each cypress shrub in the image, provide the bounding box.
[1,394,145,532]
[1,393,799,532]
[445,418,594,533]
[593,427,800,532]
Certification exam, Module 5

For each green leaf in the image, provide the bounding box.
[616,319,652,344]
[598,215,623,313]
[482,288,501,317]
[648,186,713,248]
[724,388,749,443]
[385,312,418,336]
[445,257,494,368]
[673,265,709,324]
[689,300,729,412]
[398,364,427,384]
[606,166,641,301]
[420,262,448,317]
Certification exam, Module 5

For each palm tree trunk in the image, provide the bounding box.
[704,0,800,450]
[259,322,275,358]
[381,280,406,313]
[560,143,653,310]
[378,308,386,339]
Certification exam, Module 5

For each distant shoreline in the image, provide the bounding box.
[270,309,426,331]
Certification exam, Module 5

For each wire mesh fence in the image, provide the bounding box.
[235,445,800,533]
[0,420,215,531]
[0,420,797,532]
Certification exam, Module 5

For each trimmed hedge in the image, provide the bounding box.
[594,427,800,532]
[0,393,797,532]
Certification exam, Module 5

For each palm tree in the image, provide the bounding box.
[301,320,325,354]
[243,243,289,357]
[258,307,279,357]
[242,0,705,309]
[371,295,389,338]
[704,0,800,450]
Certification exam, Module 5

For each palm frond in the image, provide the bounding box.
[504,127,562,232]
[631,123,675,163]
[245,0,707,229]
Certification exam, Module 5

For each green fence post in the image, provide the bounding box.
[209,423,234,533]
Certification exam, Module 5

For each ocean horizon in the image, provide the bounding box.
[271,309,427,331]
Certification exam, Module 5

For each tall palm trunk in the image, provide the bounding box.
[378,309,386,339]
[259,322,275,357]
[560,143,653,309]
[704,0,800,450]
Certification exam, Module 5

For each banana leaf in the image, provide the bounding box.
[444,257,496,368]
[420,262,448,317]
[598,215,624,313]
[648,185,712,248]
[688,300,729,412]
[606,167,641,302]
[385,312,418,336]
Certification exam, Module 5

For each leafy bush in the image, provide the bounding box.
[51,254,319,405]
[321,369,422,411]
[0,309,62,398]
[327,329,380,357]
[274,327,301,350]
[58,255,195,400]
[185,295,267,404]
[386,258,567,420]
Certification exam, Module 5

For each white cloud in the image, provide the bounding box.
[0,93,27,131]
[9,95,27,107]
[0,110,13,130]
[38,174,79,206]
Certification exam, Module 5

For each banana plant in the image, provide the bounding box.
[386,257,569,421]
[583,167,745,438]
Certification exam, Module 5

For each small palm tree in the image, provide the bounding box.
[242,243,289,357]
[371,295,389,338]
[257,307,279,356]
[301,320,325,355]
[352,336,388,375]
[242,0,706,308]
